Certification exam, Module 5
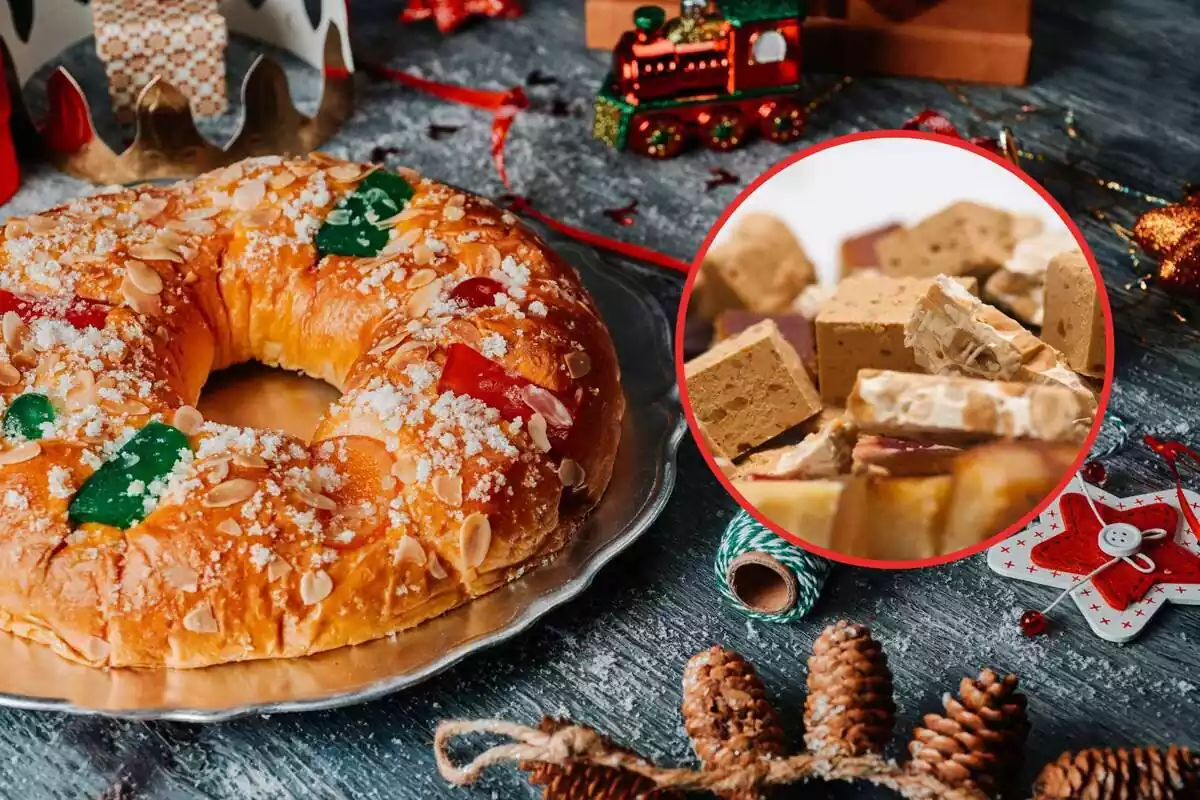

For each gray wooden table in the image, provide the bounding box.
[2,1,1199,797]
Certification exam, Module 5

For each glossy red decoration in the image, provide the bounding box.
[0,56,18,204]
[1030,493,1200,611]
[0,289,109,330]
[437,343,574,446]
[44,69,95,154]
[1080,461,1108,485]
[1019,609,1047,637]
[449,277,504,309]
[1144,435,1200,538]
[400,0,523,34]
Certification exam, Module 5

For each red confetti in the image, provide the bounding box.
[705,168,739,192]
[1081,460,1108,485]
[603,200,639,227]
[428,123,461,140]
[1019,609,1047,637]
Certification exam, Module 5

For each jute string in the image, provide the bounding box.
[433,719,988,800]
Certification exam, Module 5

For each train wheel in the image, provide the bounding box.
[758,99,807,143]
[700,107,748,151]
[628,114,686,158]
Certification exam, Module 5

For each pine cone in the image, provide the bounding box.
[1033,745,1200,800]
[907,668,1030,794]
[804,620,895,757]
[520,718,682,800]
[682,646,786,800]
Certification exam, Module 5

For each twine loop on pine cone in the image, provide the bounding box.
[434,718,989,799]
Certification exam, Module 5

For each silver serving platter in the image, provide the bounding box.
[0,230,685,721]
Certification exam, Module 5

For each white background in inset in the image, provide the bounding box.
[710,136,1074,286]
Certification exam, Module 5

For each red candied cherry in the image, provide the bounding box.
[449,277,505,309]
[1020,609,1048,637]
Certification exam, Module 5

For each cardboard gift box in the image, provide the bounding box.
[585,0,1032,85]
[93,0,229,121]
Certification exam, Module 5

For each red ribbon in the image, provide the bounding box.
[364,64,691,274]
[1144,435,1200,539]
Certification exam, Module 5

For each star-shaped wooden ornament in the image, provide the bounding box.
[987,481,1200,642]
[401,0,523,34]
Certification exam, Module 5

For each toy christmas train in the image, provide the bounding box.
[593,0,807,157]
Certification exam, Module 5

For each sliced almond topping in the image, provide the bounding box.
[521,385,573,428]
[300,569,333,605]
[390,228,423,253]
[232,451,268,470]
[66,370,97,411]
[459,512,492,569]
[326,164,364,183]
[427,552,448,580]
[2,311,26,351]
[216,518,242,536]
[203,478,257,508]
[172,405,204,435]
[206,458,231,484]
[241,207,281,228]
[210,163,245,184]
[309,152,340,166]
[267,557,292,582]
[128,242,184,263]
[396,166,422,183]
[432,474,463,506]
[101,398,149,416]
[393,535,426,565]
[122,275,162,316]
[181,206,221,221]
[0,441,40,465]
[386,342,432,369]
[446,193,467,208]
[407,280,441,317]
[133,196,168,220]
[0,363,20,387]
[406,268,437,289]
[125,260,163,295]
[207,191,233,209]
[368,334,407,356]
[444,206,465,222]
[269,171,298,190]
[27,215,55,235]
[558,458,586,488]
[298,487,338,511]
[4,219,29,237]
[445,319,481,348]
[183,602,218,634]
[565,351,592,379]
[528,413,551,453]
[391,454,418,483]
[231,178,266,211]
[172,218,215,236]
[411,243,434,265]
[165,565,199,591]
[155,228,187,249]
[484,244,502,270]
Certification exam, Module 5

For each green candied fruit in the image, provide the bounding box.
[315,169,415,258]
[3,393,55,440]
[68,422,191,529]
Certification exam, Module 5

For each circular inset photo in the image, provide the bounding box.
[679,131,1114,568]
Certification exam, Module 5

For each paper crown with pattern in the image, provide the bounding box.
[0,0,354,185]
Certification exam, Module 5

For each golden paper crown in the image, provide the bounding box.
[0,0,354,185]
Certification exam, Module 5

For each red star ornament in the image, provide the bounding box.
[987,481,1200,643]
[401,0,523,34]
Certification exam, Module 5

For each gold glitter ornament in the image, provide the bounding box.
[1134,195,1200,297]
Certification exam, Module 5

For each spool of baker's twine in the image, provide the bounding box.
[715,511,831,623]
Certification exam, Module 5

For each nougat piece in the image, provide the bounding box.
[906,276,1097,412]
[734,478,864,549]
[715,310,817,381]
[685,320,822,459]
[1042,250,1107,377]
[852,435,963,477]
[737,419,855,480]
[849,476,953,561]
[876,202,1015,280]
[701,212,816,315]
[982,228,1079,326]
[841,223,902,273]
[941,441,1079,553]
[792,282,837,319]
[815,274,978,405]
[847,370,1090,444]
